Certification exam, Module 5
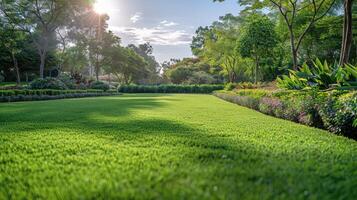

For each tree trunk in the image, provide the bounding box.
[95,60,100,82]
[289,28,299,70]
[339,0,353,66]
[255,55,259,84]
[11,52,21,85]
[39,52,46,79]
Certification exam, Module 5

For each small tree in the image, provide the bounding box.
[238,14,278,83]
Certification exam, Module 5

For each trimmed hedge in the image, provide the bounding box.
[118,84,224,94]
[0,89,119,103]
[214,89,357,138]
[0,89,118,96]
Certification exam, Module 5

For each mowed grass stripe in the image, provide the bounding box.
[0,94,356,200]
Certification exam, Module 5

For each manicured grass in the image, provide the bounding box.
[0,94,356,199]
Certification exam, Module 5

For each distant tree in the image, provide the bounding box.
[104,45,148,84]
[238,14,278,83]
[196,14,252,83]
[128,43,161,84]
[168,66,193,84]
[191,26,212,56]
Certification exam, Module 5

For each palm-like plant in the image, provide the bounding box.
[277,59,357,90]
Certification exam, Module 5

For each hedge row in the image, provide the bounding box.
[0,89,117,96]
[118,84,224,94]
[0,92,120,103]
[214,89,357,138]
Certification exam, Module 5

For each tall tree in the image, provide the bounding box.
[0,0,88,78]
[128,43,161,84]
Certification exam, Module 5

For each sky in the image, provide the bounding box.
[97,0,242,63]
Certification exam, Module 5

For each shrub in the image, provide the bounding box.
[225,83,237,91]
[77,83,88,90]
[259,97,284,117]
[30,78,68,90]
[187,72,216,84]
[0,74,4,82]
[90,81,110,91]
[318,92,357,136]
[214,89,356,138]
[58,73,77,89]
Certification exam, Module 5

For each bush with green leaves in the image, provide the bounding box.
[277,59,357,90]
[318,91,357,136]
[58,73,77,89]
[30,78,68,90]
[224,83,237,91]
[187,71,216,84]
[90,81,110,91]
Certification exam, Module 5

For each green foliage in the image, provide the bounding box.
[0,94,356,199]
[118,84,224,94]
[58,73,77,89]
[30,78,68,90]
[164,58,222,84]
[318,92,357,135]
[224,83,237,91]
[188,71,216,84]
[167,66,193,84]
[239,14,278,59]
[90,81,110,91]
[277,60,357,90]
[215,89,357,137]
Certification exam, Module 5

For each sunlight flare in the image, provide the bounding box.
[93,0,111,14]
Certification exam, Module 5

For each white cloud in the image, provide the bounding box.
[110,25,192,46]
[130,12,142,23]
[160,20,179,27]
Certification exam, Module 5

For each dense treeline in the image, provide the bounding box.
[163,0,357,85]
[0,0,161,86]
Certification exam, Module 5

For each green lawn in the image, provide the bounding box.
[0,94,356,199]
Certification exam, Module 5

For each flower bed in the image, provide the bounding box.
[214,89,357,138]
